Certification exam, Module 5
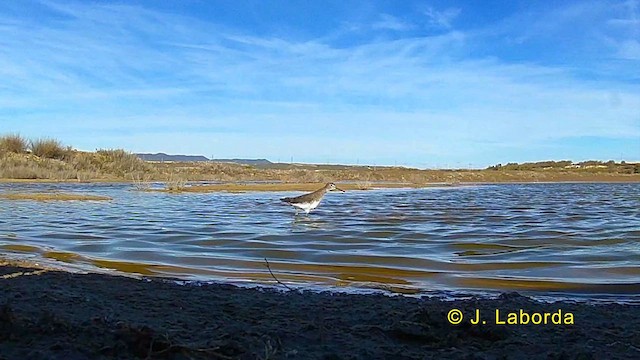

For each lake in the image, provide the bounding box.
[1,182,639,301]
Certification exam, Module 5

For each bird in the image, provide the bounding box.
[281,182,345,215]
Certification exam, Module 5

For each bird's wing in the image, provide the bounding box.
[281,189,324,204]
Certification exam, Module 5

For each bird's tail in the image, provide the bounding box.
[281,197,292,203]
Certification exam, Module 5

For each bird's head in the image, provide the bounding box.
[327,182,345,192]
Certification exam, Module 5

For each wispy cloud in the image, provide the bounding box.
[372,14,414,31]
[614,39,640,59]
[422,6,461,29]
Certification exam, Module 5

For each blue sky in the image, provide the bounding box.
[1,0,639,168]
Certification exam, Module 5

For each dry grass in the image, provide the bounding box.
[164,173,188,192]
[0,192,112,201]
[355,174,373,190]
[94,149,150,177]
[131,173,152,191]
[30,138,70,160]
[0,134,28,154]
[0,135,150,180]
[0,153,73,180]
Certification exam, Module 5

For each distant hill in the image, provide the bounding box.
[136,153,209,162]
[135,153,273,166]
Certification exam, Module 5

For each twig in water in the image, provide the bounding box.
[264,258,292,291]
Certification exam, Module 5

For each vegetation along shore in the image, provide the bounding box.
[1,134,638,192]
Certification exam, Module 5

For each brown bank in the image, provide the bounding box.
[1,259,639,360]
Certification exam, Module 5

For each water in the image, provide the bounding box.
[1,182,639,300]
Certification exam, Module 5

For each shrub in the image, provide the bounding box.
[165,173,187,191]
[30,138,69,159]
[0,153,76,179]
[95,149,149,176]
[0,134,28,154]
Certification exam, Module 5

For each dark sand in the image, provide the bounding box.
[1,259,639,360]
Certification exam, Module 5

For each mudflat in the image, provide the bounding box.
[1,259,639,359]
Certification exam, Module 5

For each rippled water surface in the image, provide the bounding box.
[2,182,639,299]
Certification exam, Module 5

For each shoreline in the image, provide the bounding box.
[1,258,639,359]
[3,255,639,303]
[0,178,638,192]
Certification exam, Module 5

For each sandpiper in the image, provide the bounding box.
[281,182,345,214]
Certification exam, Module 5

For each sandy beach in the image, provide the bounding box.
[1,258,639,360]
